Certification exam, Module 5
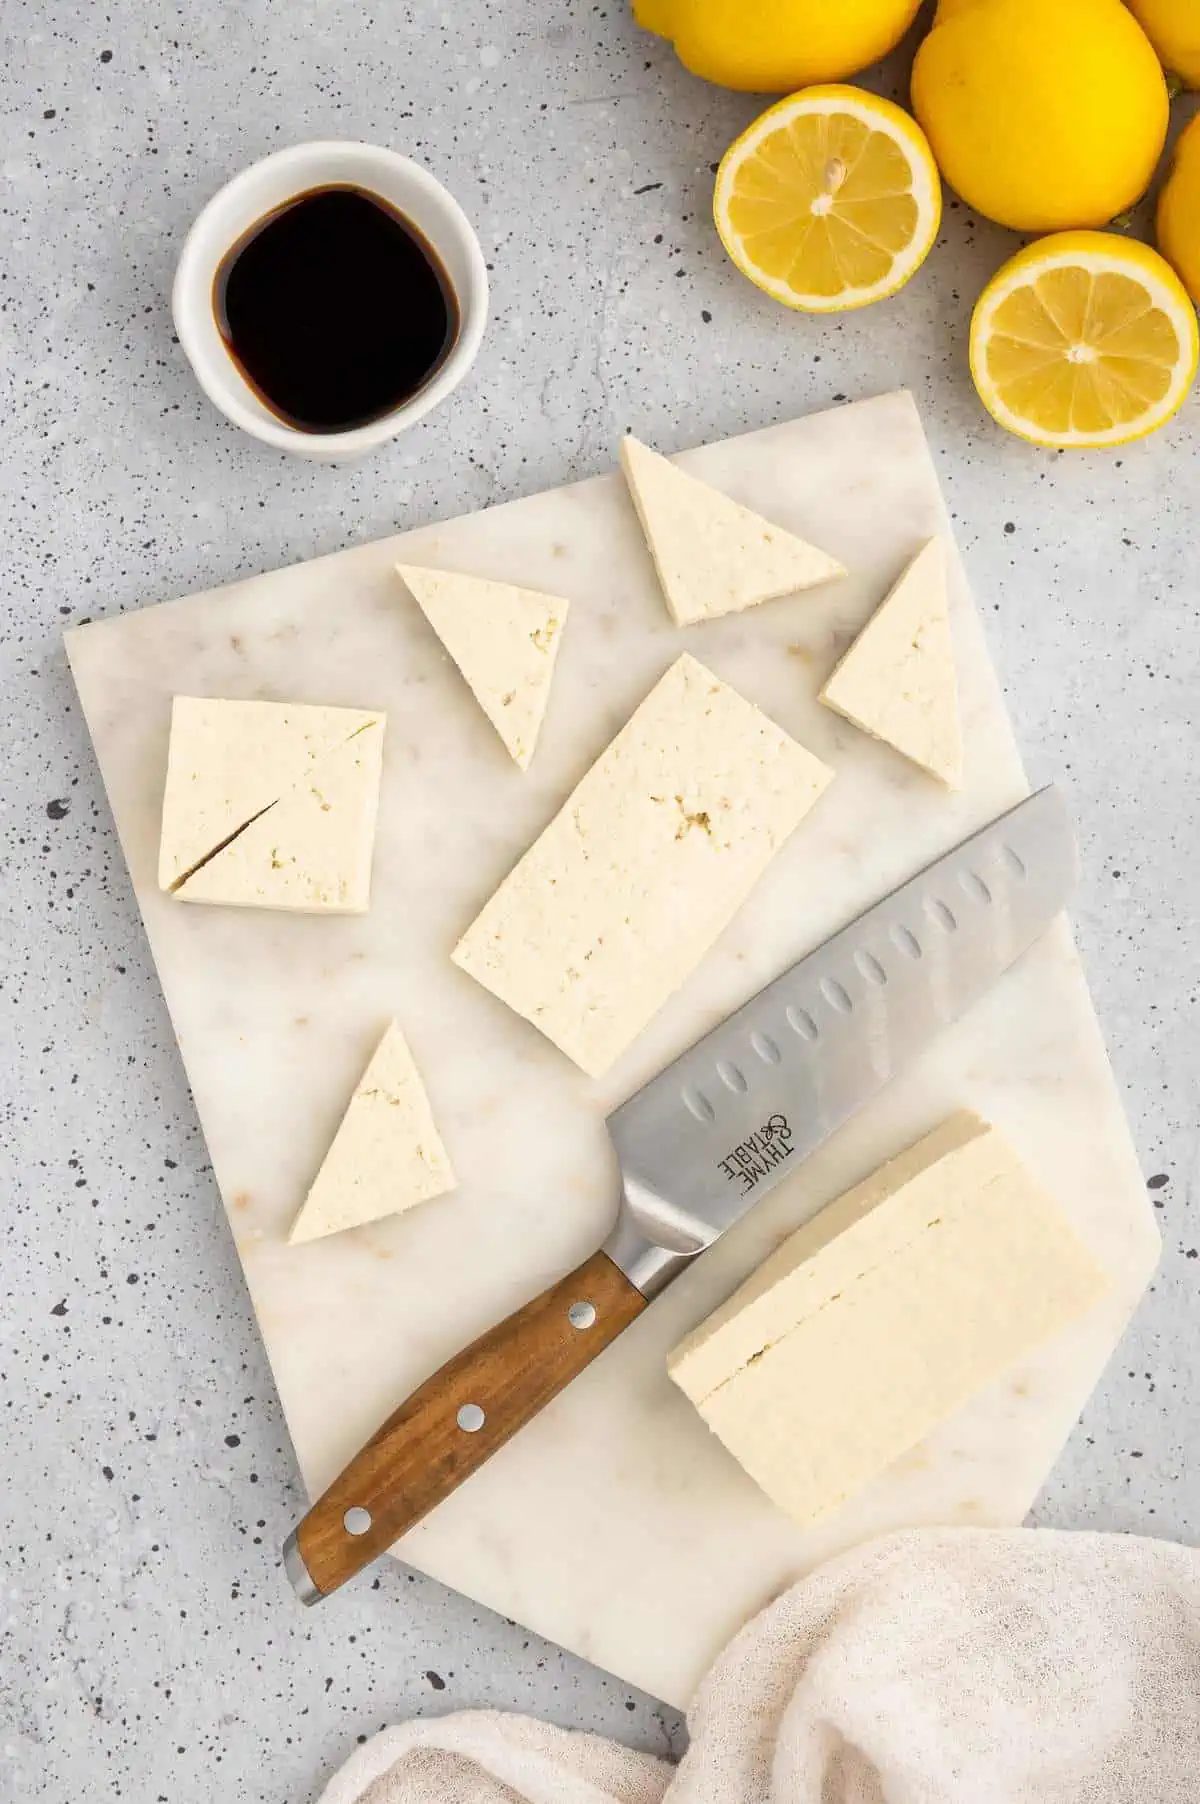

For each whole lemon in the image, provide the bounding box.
[634,0,924,92]
[1157,113,1200,299]
[1126,1,1200,88]
[911,0,1169,232]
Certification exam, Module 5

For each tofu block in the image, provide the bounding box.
[397,563,568,770]
[160,697,385,914]
[289,1020,455,1244]
[819,537,964,788]
[452,653,833,1077]
[619,434,844,627]
[159,697,379,889]
[176,725,384,913]
[669,1112,1109,1527]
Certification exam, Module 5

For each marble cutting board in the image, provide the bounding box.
[66,391,1159,1710]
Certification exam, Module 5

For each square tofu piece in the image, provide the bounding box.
[159,697,385,914]
[289,1020,455,1244]
[452,654,833,1077]
[669,1112,1109,1528]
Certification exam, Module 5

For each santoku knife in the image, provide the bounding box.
[284,784,1076,1603]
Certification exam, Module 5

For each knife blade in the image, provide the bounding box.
[284,784,1076,1604]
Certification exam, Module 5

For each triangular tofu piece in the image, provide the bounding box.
[289,1020,455,1244]
[619,434,844,627]
[174,724,385,912]
[819,538,963,788]
[398,565,569,769]
[158,697,378,889]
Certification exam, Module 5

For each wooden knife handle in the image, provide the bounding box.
[284,1248,647,1602]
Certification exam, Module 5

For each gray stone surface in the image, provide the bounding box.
[1,3,1196,1800]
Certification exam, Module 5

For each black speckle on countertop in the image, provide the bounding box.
[425,1670,446,1691]
[1147,1174,1170,1190]
[46,797,69,819]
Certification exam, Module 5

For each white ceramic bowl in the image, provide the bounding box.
[172,141,488,459]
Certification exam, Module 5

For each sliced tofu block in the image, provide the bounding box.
[619,434,844,627]
[453,653,833,1077]
[669,1112,1108,1528]
[819,537,963,788]
[397,564,568,770]
[289,1020,455,1244]
[174,723,385,914]
[159,697,379,890]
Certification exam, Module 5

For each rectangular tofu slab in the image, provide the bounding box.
[669,1112,1109,1527]
[452,653,833,1077]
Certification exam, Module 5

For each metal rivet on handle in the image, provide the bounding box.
[568,1301,597,1330]
[457,1403,485,1432]
[343,1506,372,1536]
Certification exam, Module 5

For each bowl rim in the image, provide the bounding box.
[171,139,489,458]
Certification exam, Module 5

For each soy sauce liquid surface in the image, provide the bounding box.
[214,185,459,434]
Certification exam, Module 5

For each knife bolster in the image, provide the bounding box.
[601,1180,710,1299]
[601,1206,698,1299]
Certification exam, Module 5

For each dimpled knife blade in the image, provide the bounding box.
[602,785,1077,1297]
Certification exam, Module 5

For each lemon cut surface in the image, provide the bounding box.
[714,87,941,313]
[970,233,1198,448]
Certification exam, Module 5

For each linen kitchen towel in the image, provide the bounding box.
[317,1526,1200,1804]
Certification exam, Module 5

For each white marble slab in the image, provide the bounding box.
[65,392,1159,1710]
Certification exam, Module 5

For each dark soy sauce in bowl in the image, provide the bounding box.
[214,185,459,434]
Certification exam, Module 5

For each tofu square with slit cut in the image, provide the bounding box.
[159,696,385,914]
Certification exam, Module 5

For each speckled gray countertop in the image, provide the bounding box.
[2,4,1197,1801]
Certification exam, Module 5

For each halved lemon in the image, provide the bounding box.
[970,232,1199,449]
[713,85,942,312]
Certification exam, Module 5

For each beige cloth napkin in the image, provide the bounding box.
[318,1528,1200,1804]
